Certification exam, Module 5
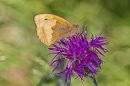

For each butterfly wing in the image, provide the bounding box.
[34,14,77,46]
[51,15,77,44]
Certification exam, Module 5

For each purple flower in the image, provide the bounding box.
[49,32,108,85]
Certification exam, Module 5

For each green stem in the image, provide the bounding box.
[89,76,98,86]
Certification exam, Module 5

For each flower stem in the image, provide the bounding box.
[56,77,65,86]
[89,76,98,86]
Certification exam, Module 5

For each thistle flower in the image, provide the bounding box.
[49,32,108,85]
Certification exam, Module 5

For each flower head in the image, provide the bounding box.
[49,32,108,85]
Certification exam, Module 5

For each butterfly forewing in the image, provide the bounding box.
[34,14,77,46]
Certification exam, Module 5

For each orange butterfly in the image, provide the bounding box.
[34,14,78,46]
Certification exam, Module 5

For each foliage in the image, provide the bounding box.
[0,0,130,86]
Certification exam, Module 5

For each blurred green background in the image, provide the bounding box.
[0,0,130,86]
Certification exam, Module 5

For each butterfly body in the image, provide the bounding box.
[34,14,77,46]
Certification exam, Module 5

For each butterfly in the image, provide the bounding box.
[34,14,78,46]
